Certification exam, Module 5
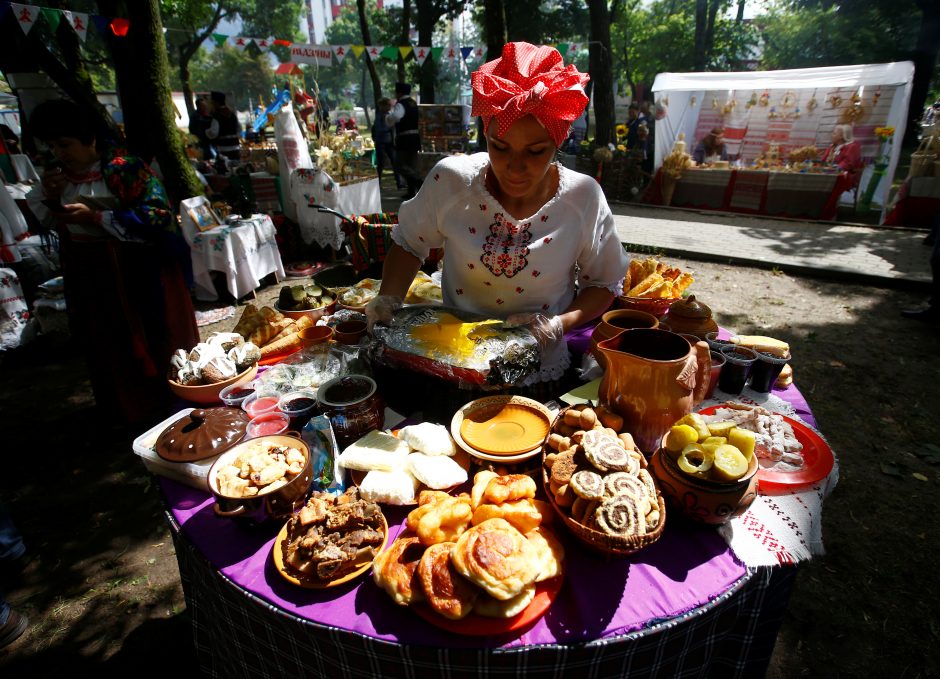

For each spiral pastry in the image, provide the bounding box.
[569,470,605,500]
[594,495,647,537]
[603,472,652,515]
[582,430,638,473]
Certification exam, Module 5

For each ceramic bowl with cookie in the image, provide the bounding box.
[541,404,666,557]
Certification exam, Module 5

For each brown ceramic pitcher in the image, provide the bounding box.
[597,328,711,454]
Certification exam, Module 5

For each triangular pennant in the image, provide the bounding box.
[459,46,473,61]
[399,46,413,60]
[444,46,459,61]
[91,15,110,37]
[10,4,38,34]
[414,46,431,66]
[568,42,580,55]
[230,36,249,50]
[555,42,568,58]
[351,45,365,58]
[212,33,228,48]
[380,45,397,60]
[431,47,444,62]
[255,36,271,50]
[274,38,292,47]
[332,44,349,63]
[473,46,484,60]
[62,10,86,41]
[40,7,60,32]
[366,44,383,60]
[110,18,129,36]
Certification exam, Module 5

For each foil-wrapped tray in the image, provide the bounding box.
[370,306,541,386]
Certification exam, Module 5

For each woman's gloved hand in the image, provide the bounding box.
[365,295,403,332]
[504,313,565,352]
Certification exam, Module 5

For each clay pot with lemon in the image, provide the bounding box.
[649,412,758,525]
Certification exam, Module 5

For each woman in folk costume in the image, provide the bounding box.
[368,42,628,387]
[26,99,198,423]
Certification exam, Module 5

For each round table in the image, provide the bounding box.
[159,379,818,677]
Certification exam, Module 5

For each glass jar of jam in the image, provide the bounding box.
[316,375,384,449]
[277,390,318,432]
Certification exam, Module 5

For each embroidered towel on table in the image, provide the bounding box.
[275,106,313,222]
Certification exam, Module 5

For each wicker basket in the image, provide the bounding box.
[615,295,678,318]
[541,406,666,558]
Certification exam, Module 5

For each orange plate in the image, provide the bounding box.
[459,404,551,456]
[697,406,835,490]
[272,514,389,589]
[258,346,302,366]
[410,576,562,636]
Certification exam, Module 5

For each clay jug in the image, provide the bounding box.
[597,328,711,454]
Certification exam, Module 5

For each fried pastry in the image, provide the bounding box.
[470,470,499,510]
[451,518,539,600]
[525,526,565,582]
[415,496,472,546]
[482,474,536,505]
[373,534,426,605]
[473,585,535,618]
[471,498,542,534]
[417,542,478,620]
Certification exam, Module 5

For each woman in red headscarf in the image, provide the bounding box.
[367,42,628,385]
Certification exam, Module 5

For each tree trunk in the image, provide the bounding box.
[397,0,411,83]
[180,46,197,120]
[478,0,507,151]
[99,0,203,204]
[694,0,707,71]
[704,0,720,62]
[736,0,746,22]
[415,0,439,103]
[908,2,940,144]
[177,5,226,119]
[587,0,615,147]
[357,0,383,109]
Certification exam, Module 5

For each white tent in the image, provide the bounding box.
[652,61,915,216]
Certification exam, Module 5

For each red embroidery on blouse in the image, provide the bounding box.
[496,298,504,305]
[532,270,541,277]
[481,213,531,278]
[543,237,552,244]
[469,226,476,234]
[542,303,550,310]
[479,204,487,211]
[540,215,548,222]
[515,287,524,293]
[456,288,464,295]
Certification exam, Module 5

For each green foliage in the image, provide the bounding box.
[189,44,275,109]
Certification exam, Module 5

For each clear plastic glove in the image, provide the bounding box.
[504,313,565,352]
[365,295,403,332]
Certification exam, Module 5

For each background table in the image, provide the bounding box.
[181,213,285,302]
[647,167,852,220]
[291,168,381,250]
[157,379,821,677]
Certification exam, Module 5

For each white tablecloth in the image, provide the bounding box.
[290,168,381,249]
[181,213,285,302]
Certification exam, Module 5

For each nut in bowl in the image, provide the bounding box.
[169,363,258,405]
[649,417,759,526]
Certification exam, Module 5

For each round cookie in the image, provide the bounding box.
[550,450,578,485]
[594,494,647,537]
[569,469,605,500]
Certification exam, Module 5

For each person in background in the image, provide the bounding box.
[368,43,627,392]
[386,82,422,200]
[0,502,28,649]
[25,99,198,423]
[373,98,404,189]
[640,100,655,175]
[625,103,642,150]
[692,127,729,165]
[207,91,242,164]
[294,86,315,128]
[820,124,862,175]
[188,97,215,161]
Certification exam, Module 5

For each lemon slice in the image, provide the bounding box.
[677,444,714,476]
[712,444,748,482]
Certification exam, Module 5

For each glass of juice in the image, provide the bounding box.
[246,412,290,438]
[242,393,280,419]
[718,345,758,395]
[220,383,256,408]
[277,390,318,431]
[748,351,790,393]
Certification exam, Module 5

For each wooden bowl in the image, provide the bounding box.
[169,363,258,405]
[614,296,678,318]
[648,432,759,526]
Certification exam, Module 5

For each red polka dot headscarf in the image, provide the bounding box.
[471,42,590,148]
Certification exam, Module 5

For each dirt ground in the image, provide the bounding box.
[1,244,938,676]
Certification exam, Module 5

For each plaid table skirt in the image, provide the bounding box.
[169,515,795,679]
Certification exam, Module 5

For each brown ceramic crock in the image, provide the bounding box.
[207,433,314,522]
[596,328,711,454]
[662,295,718,339]
[156,407,250,462]
[316,375,384,449]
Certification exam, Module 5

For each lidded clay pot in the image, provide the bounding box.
[663,295,718,340]
[156,407,250,462]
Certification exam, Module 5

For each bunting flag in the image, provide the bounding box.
[62,11,88,42]
[459,46,473,61]
[431,46,444,62]
[40,7,59,32]
[110,18,128,36]
[212,33,228,48]
[380,45,397,60]
[90,14,109,38]
[443,46,459,62]
[10,4,38,34]
[230,35,250,50]
[414,46,431,66]
[332,44,350,63]
[555,42,568,58]
[473,46,484,60]
[568,42,581,55]
[254,36,271,50]
[351,45,365,58]
[365,44,383,61]
[398,45,413,60]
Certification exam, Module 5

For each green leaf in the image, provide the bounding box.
[880,462,903,477]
